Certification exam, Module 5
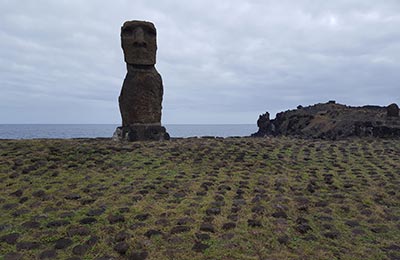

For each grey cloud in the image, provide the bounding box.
[0,0,399,124]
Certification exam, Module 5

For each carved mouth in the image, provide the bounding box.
[133,42,147,48]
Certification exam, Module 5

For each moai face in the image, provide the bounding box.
[121,21,157,65]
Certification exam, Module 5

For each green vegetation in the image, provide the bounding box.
[0,137,399,259]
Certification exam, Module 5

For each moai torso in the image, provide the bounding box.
[119,21,163,126]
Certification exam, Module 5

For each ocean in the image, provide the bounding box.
[0,124,257,139]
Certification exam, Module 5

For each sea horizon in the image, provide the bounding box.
[0,124,257,139]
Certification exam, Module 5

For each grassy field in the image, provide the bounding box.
[0,137,399,260]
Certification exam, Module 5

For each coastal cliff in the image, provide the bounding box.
[252,101,400,139]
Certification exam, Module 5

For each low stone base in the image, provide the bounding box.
[113,124,170,142]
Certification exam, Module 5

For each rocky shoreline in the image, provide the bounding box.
[252,101,400,139]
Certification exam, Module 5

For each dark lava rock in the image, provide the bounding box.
[192,241,210,253]
[177,217,194,225]
[323,175,334,185]
[132,195,143,202]
[272,211,288,219]
[108,214,125,224]
[156,188,169,195]
[236,189,245,195]
[221,233,235,240]
[252,112,272,137]
[59,211,75,218]
[43,207,57,213]
[214,194,224,201]
[387,103,399,117]
[360,209,373,216]
[173,191,186,198]
[87,208,105,216]
[85,236,99,247]
[206,208,221,216]
[65,194,81,200]
[196,191,207,196]
[248,219,262,227]
[114,241,129,255]
[307,183,316,193]
[79,217,97,225]
[130,223,146,230]
[303,234,317,241]
[135,213,150,221]
[382,244,400,252]
[251,205,265,214]
[32,190,46,198]
[170,225,191,234]
[316,215,333,222]
[10,189,23,197]
[47,220,70,227]
[322,223,334,230]
[277,234,290,245]
[251,195,262,203]
[119,207,130,213]
[9,173,19,179]
[352,228,366,236]
[195,233,210,241]
[296,224,312,234]
[115,231,130,242]
[144,229,163,238]
[16,241,40,250]
[210,200,225,207]
[155,218,169,226]
[0,233,20,244]
[81,198,96,205]
[129,251,148,260]
[343,182,353,189]
[19,197,29,204]
[222,222,236,230]
[323,231,340,239]
[22,221,40,229]
[168,236,184,244]
[72,244,89,256]
[55,238,73,249]
[232,199,246,206]
[345,220,360,227]
[370,225,390,233]
[252,101,400,139]
[138,190,149,195]
[200,182,213,190]
[67,226,91,237]
[2,203,18,210]
[4,252,23,260]
[228,214,239,222]
[12,209,30,217]
[200,223,215,233]
[0,224,11,231]
[39,249,57,259]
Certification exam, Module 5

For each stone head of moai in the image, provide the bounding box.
[121,21,157,65]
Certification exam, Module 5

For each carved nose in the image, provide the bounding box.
[133,28,147,48]
[133,41,147,48]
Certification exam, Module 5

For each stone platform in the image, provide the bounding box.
[113,124,170,142]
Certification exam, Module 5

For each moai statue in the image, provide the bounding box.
[113,20,169,141]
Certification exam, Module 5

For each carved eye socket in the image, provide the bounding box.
[144,27,156,36]
[122,28,132,37]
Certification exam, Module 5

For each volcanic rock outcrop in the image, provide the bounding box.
[113,20,169,141]
[252,101,400,139]
[387,103,399,117]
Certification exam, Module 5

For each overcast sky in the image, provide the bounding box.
[1,0,399,124]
